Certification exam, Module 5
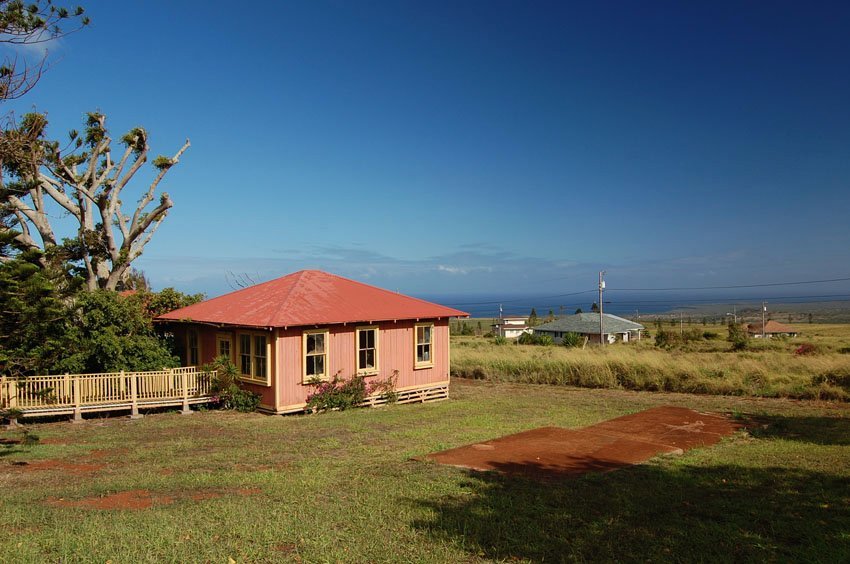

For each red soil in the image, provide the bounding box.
[17,459,106,474]
[47,490,171,510]
[427,406,742,479]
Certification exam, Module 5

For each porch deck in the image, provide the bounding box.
[1,367,216,420]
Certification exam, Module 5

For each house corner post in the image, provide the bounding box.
[180,368,192,415]
[129,370,143,420]
[7,377,18,410]
[71,373,83,423]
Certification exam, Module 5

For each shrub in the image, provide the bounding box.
[493,335,508,346]
[727,323,749,351]
[365,371,399,404]
[517,332,538,345]
[306,374,367,411]
[794,343,819,356]
[839,347,850,354]
[537,335,554,347]
[561,332,584,348]
[703,331,720,340]
[205,356,261,412]
[654,328,678,349]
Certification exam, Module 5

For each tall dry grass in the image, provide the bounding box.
[451,337,850,401]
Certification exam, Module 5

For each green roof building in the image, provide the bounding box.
[533,313,644,344]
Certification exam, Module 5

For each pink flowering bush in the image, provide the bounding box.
[305,370,398,412]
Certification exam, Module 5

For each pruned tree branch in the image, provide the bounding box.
[0,111,190,290]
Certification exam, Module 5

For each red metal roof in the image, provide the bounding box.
[746,320,796,334]
[156,270,469,328]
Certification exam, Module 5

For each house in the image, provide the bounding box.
[156,270,468,414]
[491,316,531,339]
[746,320,798,338]
[532,313,644,344]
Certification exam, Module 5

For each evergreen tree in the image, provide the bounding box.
[0,250,74,375]
[574,308,582,314]
[590,302,599,313]
[528,308,539,327]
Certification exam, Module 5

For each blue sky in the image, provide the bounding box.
[6,1,850,302]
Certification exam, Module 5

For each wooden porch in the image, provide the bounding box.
[1,367,216,420]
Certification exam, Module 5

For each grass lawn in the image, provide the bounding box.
[2,380,849,562]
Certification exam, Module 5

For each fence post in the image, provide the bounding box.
[180,368,192,415]
[72,373,83,423]
[129,370,142,420]
[6,377,18,410]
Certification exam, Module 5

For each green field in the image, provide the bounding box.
[452,323,850,401]
[2,380,849,562]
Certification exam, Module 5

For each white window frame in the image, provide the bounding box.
[414,322,434,369]
[237,331,271,386]
[355,325,379,376]
[303,329,330,383]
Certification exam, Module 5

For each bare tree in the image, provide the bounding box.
[0,111,190,290]
[0,1,90,101]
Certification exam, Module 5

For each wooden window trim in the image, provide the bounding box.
[186,328,201,367]
[355,325,379,376]
[414,322,434,369]
[302,329,330,383]
[237,330,271,386]
[216,333,233,362]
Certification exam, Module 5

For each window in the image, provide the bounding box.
[187,329,200,366]
[217,334,232,360]
[303,330,328,382]
[238,332,269,384]
[415,323,434,368]
[356,326,378,375]
[240,334,252,376]
[254,336,267,379]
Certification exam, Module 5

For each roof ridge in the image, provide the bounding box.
[267,270,309,327]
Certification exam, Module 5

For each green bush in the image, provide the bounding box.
[493,335,508,346]
[727,323,749,351]
[517,332,538,345]
[537,334,554,347]
[205,356,261,412]
[561,332,584,348]
[305,374,367,412]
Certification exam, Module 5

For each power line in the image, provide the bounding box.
[608,276,850,292]
[443,289,596,306]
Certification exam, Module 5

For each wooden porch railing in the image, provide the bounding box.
[0,367,216,420]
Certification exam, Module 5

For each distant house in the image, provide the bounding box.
[491,316,531,339]
[533,313,644,344]
[157,270,468,414]
[746,320,798,338]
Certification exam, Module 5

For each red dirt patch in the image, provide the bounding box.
[47,490,171,510]
[16,459,105,474]
[426,406,742,479]
[39,438,74,445]
[0,437,22,445]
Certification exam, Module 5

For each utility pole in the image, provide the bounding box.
[762,301,767,339]
[680,312,683,336]
[726,306,737,324]
[498,303,503,338]
[598,271,606,346]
